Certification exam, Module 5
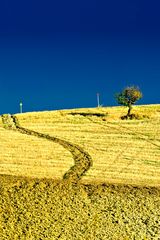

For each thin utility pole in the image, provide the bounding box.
[97,93,100,107]
[20,101,23,113]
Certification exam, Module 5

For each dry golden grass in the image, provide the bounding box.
[0,105,160,239]
[0,104,160,186]
[0,126,73,179]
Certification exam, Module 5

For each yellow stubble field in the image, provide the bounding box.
[0,104,159,186]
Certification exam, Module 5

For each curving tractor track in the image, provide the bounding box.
[1,114,93,182]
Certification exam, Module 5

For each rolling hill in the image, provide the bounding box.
[0,104,160,239]
[0,104,160,186]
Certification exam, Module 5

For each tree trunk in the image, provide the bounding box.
[127,104,132,117]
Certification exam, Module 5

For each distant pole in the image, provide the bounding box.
[97,93,100,107]
[20,101,23,113]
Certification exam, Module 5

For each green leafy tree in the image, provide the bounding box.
[115,86,142,117]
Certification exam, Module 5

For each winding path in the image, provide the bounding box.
[1,114,93,182]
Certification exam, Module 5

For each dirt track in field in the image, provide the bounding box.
[1,114,93,182]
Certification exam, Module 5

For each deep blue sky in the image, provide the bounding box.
[0,0,160,114]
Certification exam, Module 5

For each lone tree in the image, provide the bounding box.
[115,86,142,117]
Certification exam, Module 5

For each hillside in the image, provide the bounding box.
[0,104,160,186]
[0,104,160,239]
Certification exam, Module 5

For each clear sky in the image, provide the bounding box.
[0,0,160,114]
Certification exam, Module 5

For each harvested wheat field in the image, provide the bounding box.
[0,104,160,239]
